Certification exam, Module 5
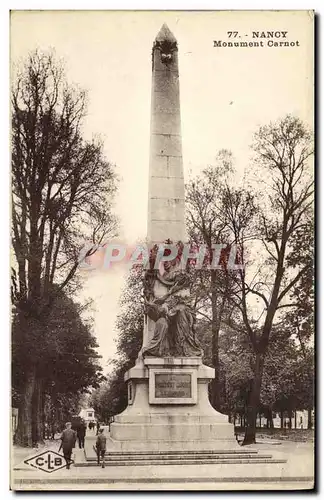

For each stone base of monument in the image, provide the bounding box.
[79,356,287,469]
[108,357,237,451]
[78,354,288,475]
[81,356,286,468]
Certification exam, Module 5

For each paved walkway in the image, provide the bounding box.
[11,440,314,491]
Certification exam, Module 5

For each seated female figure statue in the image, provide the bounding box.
[142,300,172,357]
[142,296,203,358]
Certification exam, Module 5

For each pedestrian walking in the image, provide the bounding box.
[77,420,86,449]
[95,428,107,468]
[51,423,56,440]
[59,422,77,470]
[96,421,100,435]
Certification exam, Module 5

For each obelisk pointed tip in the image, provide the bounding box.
[155,23,177,43]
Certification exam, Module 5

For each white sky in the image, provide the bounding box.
[10,10,313,370]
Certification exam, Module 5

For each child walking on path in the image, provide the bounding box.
[95,428,107,468]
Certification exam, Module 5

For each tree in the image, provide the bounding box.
[212,320,313,430]
[284,212,314,428]
[114,267,144,366]
[11,49,117,445]
[186,151,256,410]
[90,367,129,420]
[12,290,105,444]
[225,115,314,444]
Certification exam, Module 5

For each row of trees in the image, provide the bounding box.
[12,290,106,444]
[11,50,118,446]
[91,116,314,444]
[206,322,314,428]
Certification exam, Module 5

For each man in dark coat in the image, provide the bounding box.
[77,420,86,449]
[59,422,77,469]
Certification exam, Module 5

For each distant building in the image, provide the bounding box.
[79,407,96,423]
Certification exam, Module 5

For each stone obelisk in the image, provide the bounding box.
[147,23,186,245]
[142,25,187,352]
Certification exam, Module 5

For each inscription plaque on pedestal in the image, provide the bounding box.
[149,367,197,404]
[155,373,191,398]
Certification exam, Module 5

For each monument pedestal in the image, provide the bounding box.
[109,357,236,452]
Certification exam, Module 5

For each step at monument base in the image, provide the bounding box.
[80,445,286,467]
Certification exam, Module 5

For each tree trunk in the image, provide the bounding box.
[243,353,264,445]
[269,410,274,429]
[210,269,228,411]
[307,408,313,429]
[33,377,44,444]
[15,367,36,447]
[266,408,273,428]
[280,411,284,429]
[294,411,297,429]
[259,414,262,428]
